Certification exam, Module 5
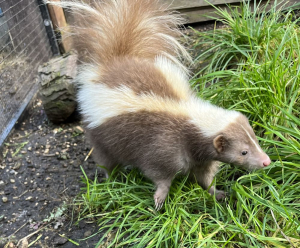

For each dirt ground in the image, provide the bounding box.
[0,23,218,248]
[0,97,105,247]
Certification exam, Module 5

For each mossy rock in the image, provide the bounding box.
[38,54,78,123]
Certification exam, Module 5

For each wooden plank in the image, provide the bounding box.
[47,0,72,53]
[173,0,300,24]
[162,0,244,10]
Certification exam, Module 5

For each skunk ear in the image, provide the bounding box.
[213,135,227,153]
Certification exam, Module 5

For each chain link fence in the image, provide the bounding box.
[0,0,57,145]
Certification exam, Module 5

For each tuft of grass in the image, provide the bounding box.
[193,0,300,74]
[75,164,300,247]
[191,0,300,137]
[73,1,300,247]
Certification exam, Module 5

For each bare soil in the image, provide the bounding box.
[0,98,103,248]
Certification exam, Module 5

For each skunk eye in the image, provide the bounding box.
[241,151,248,155]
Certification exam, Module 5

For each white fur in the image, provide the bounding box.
[45,0,100,16]
[77,63,240,136]
[154,56,191,100]
[185,96,240,137]
[240,125,263,153]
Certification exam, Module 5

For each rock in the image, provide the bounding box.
[4,187,12,195]
[38,54,78,123]
[10,169,17,174]
[84,230,92,238]
[74,126,84,133]
[12,162,21,170]
[9,86,18,95]
[0,180,4,190]
[2,196,8,203]
[53,236,68,245]
[10,179,15,183]
[25,196,33,201]
[27,164,35,168]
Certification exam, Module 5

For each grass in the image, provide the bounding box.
[72,1,300,247]
[192,0,300,136]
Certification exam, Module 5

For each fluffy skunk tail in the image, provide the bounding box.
[46,0,191,68]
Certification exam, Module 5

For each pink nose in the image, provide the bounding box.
[263,156,271,167]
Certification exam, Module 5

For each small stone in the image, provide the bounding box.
[2,196,8,203]
[10,179,15,183]
[7,158,13,162]
[0,180,4,190]
[44,149,49,154]
[27,163,34,168]
[45,177,51,181]
[25,196,33,201]
[12,162,21,170]
[45,144,51,149]
[10,170,18,175]
[60,154,68,160]
[9,86,18,95]
[28,147,32,151]
[84,230,92,238]
[4,188,12,195]
[53,236,68,245]
[75,126,84,133]
[21,150,27,154]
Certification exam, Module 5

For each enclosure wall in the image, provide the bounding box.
[0,0,54,145]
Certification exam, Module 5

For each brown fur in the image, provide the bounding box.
[213,115,266,169]
[87,110,270,207]
[69,0,186,65]
[99,58,182,100]
[86,111,224,206]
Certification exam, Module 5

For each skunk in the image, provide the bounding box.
[47,0,271,210]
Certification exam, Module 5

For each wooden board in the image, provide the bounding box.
[47,0,72,53]
[163,0,244,10]
[163,0,300,23]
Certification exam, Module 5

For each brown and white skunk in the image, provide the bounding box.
[47,0,271,210]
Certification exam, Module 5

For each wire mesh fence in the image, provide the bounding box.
[0,0,56,145]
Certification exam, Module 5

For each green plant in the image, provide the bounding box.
[193,0,300,74]
[75,164,300,247]
[192,0,300,136]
